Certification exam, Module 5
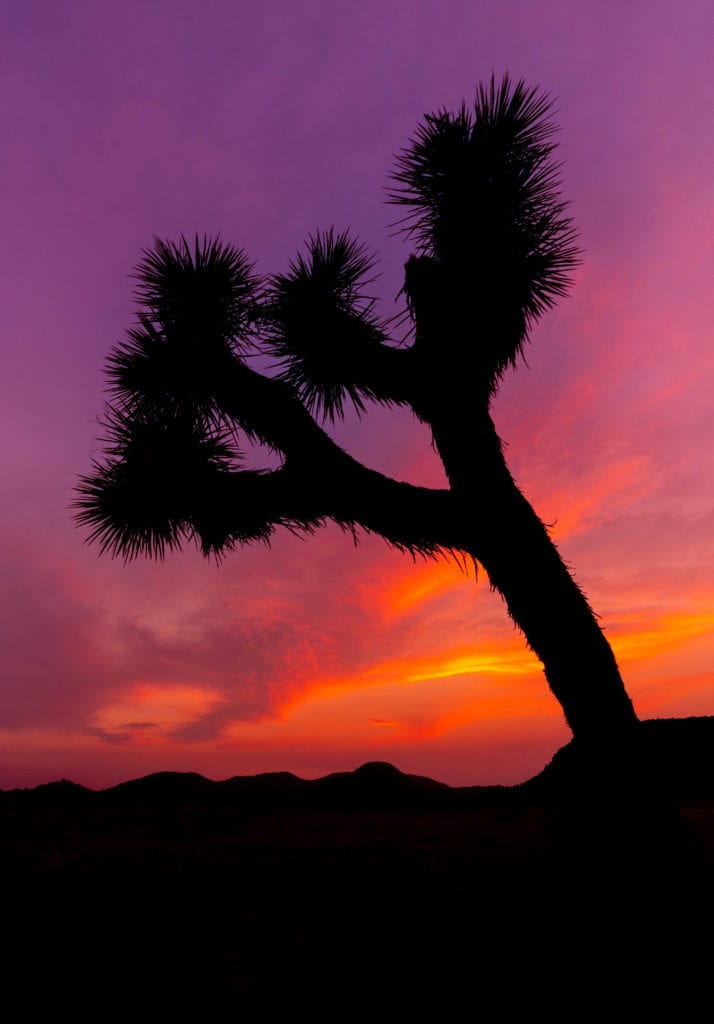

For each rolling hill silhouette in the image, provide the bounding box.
[3,716,713,807]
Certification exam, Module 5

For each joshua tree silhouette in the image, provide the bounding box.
[76,75,638,744]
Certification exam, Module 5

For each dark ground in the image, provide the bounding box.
[3,718,713,1018]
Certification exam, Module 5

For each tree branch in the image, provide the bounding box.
[197,458,467,561]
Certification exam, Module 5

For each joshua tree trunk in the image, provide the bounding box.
[393,251,640,743]
[403,340,638,738]
[427,399,639,741]
[432,407,639,745]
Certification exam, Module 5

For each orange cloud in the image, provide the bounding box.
[92,683,225,739]
[381,558,474,617]
[608,610,714,663]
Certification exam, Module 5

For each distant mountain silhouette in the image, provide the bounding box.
[108,770,215,801]
[14,778,95,806]
[0,760,501,810]
[2,717,713,809]
[309,760,451,805]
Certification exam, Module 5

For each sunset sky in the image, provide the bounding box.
[2,0,714,789]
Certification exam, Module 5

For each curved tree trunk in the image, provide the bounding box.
[429,403,639,742]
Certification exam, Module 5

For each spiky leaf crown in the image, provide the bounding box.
[390,74,579,351]
[264,229,388,419]
[134,235,260,350]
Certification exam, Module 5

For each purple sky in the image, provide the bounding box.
[2,1,714,788]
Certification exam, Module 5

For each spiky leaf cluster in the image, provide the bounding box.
[109,236,262,429]
[264,229,389,419]
[75,408,231,560]
[78,237,264,560]
[134,235,260,350]
[74,407,279,561]
[390,74,579,370]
